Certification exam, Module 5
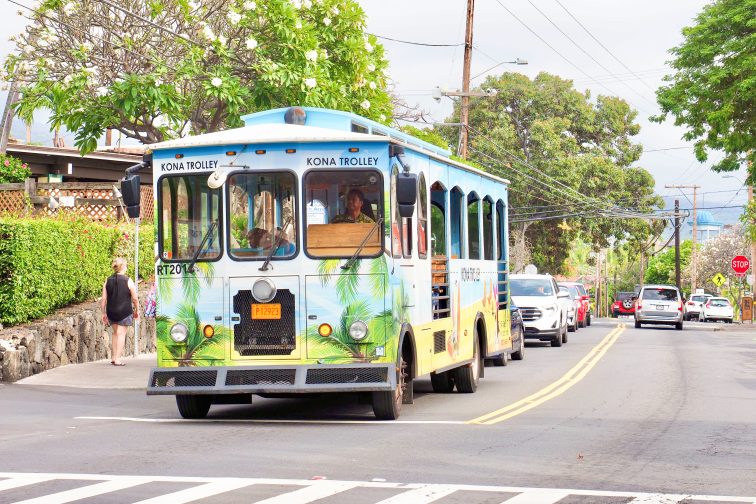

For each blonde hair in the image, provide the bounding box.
[112,257,127,274]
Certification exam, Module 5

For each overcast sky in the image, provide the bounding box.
[0,0,749,216]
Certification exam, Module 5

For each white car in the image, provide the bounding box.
[685,293,713,321]
[558,285,580,332]
[510,274,569,347]
[700,297,734,323]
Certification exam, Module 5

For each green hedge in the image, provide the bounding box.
[0,217,154,325]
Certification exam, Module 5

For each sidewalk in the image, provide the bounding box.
[15,353,156,390]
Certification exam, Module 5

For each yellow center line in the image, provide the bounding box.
[468,323,626,425]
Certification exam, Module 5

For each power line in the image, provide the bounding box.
[643,146,695,153]
[522,0,658,109]
[93,0,198,45]
[369,33,463,47]
[552,0,658,93]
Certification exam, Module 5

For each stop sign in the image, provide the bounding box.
[732,255,750,274]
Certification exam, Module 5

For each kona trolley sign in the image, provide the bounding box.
[731,255,750,276]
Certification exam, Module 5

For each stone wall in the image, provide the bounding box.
[0,300,156,383]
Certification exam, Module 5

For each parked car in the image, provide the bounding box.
[684,293,713,321]
[560,283,587,327]
[560,281,591,326]
[700,297,734,323]
[510,274,569,347]
[634,284,684,330]
[612,292,637,318]
[558,285,581,332]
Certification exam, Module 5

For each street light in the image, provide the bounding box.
[471,58,528,81]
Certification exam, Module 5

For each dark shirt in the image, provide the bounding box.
[106,274,132,322]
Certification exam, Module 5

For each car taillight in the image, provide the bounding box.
[706,302,711,308]
[687,301,694,305]
[678,302,683,312]
[637,302,641,310]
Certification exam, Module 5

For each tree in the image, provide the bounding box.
[654,0,755,178]
[4,0,392,153]
[683,226,749,293]
[442,72,664,274]
[645,240,692,285]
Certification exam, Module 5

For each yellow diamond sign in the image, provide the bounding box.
[711,273,726,287]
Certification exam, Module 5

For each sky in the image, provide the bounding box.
[0,0,750,221]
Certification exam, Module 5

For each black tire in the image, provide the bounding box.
[587,313,592,326]
[492,353,507,366]
[568,322,576,333]
[176,395,212,419]
[635,319,641,329]
[562,325,568,344]
[511,330,525,360]
[372,353,407,420]
[551,331,563,347]
[675,322,683,331]
[454,336,481,393]
[430,370,456,392]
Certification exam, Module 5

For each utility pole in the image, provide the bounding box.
[459,0,475,159]
[750,184,755,292]
[665,185,700,294]
[674,199,681,290]
[595,250,601,317]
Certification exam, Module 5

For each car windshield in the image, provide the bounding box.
[511,278,555,297]
[642,288,678,301]
[691,295,710,302]
[710,299,730,307]
[574,284,587,296]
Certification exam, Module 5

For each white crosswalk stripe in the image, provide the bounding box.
[0,473,753,504]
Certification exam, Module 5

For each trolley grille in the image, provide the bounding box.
[232,289,296,356]
[151,370,218,388]
[305,367,388,385]
[225,369,296,386]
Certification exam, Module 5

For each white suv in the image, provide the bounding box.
[510,274,569,347]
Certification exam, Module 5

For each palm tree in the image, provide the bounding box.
[308,299,379,361]
[157,303,229,366]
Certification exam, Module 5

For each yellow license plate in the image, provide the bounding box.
[251,303,281,319]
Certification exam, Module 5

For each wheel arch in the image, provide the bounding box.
[398,323,418,380]
[474,312,488,358]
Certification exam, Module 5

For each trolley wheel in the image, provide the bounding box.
[430,370,456,393]
[176,395,212,419]
[372,353,407,420]
[454,336,481,393]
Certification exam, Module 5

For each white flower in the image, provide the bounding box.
[188,0,198,10]
[217,34,227,46]
[295,20,302,29]
[369,81,376,90]
[365,42,373,53]
[154,78,163,86]
[245,37,258,50]
[62,2,74,15]
[243,1,256,9]
[305,50,318,61]
[290,0,302,8]
[211,77,222,87]
[360,100,370,110]
[379,114,386,122]
[367,63,375,72]
[227,11,242,24]
[63,74,73,84]
[322,49,328,59]
[82,41,93,51]
[322,17,331,26]
[201,24,214,40]
[302,0,312,8]
[96,86,108,97]
[304,77,316,88]
[330,6,339,15]
[23,44,33,55]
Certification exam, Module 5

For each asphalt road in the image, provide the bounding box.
[1,318,754,503]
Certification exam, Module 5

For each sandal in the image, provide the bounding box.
[112,361,126,366]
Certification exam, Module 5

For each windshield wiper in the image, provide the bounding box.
[187,221,218,273]
[342,218,383,271]
[259,217,293,272]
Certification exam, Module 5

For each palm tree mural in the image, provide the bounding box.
[156,303,229,366]
[156,262,215,305]
[308,299,382,361]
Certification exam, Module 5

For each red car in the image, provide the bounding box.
[559,283,587,328]
[612,292,637,317]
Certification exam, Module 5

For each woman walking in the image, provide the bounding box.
[101,257,139,366]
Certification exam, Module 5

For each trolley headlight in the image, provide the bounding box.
[170,323,188,343]
[348,320,368,341]
[252,278,277,303]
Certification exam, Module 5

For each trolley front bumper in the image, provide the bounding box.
[147,363,396,395]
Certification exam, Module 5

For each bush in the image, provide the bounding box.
[0,216,155,325]
[0,154,31,183]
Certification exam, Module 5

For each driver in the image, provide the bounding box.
[331,188,375,224]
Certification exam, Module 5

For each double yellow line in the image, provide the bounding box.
[468,323,626,425]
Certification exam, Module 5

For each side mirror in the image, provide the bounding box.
[396,172,417,218]
[558,291,570,299]
[120,174,141,218]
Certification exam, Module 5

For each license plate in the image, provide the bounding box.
[251,303,281,319]
[657,305,666,310]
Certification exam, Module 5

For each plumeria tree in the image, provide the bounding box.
[683,226,749,293]
[4,0,392,153]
